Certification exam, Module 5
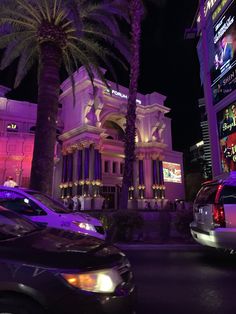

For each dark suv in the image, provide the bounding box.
[190,173,236,251]
[0,207,134,314]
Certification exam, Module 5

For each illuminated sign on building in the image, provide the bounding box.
[212,0,231,20]
[163,162,182,184]
[197,0,217,22]
[218,102,236,172]
[104,88,142,104]
[205,0,218,16]
[211,0,236,104]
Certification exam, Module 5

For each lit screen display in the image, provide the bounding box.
[211,0,236,104]
[163,162,182,183]
[218,102,236,172]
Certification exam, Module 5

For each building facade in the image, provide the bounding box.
[56,67,184,209]
[197,0,236,178]
[0,67,184,209]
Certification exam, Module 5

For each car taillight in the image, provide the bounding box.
[213,204,225,227]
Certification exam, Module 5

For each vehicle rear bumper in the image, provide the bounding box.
[190,223,236,250]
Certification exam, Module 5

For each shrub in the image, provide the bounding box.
[110,210,144,242]
[174,208,193,237]
[157,210,172,242]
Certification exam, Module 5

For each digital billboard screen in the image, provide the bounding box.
[218,101,236,172]
[163,162,182,183]
[211,0,236,104]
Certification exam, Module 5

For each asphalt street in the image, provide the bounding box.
[121,244,236,314]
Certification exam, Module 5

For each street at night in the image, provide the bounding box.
[1,0,236,313]
[122,245,236,314]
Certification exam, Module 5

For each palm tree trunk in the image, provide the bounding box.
[30,42,62,195]
[119,0,143,209]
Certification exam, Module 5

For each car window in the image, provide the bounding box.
[221,186,236,204]
[0,190,46,216]
[195,185,219,205]
[0,210,39,240]
[27,192,72,214]
[0,190,21,199]
[0,198,47,216]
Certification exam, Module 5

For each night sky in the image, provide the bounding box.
[0,0,203,153]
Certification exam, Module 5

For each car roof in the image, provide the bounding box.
[0,186,37,194]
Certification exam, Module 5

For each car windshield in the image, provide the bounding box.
[0,210,39,240]
[27,192,73,214]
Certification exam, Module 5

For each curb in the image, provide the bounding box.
[116,243,202,250]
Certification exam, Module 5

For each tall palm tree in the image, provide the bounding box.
[119,0,144,209]
[0,0,129,194]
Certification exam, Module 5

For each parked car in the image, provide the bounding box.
[0,186,105,240]
[0,207,135,314]
[190,173,236,251]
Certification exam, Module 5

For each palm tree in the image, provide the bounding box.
[0,0,129,194]
[119,0,144,209]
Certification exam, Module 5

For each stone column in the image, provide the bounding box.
[93,145,104,209]
[79,144,92,210]
[133,158,139,199]
[76,148,83,197]
[67,152,74,197]
[143,154,152,198]
[60,153,68,199]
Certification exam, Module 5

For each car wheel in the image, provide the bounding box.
[0,296,45,314]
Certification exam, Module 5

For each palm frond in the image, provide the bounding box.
[0,9,38,27]
[82,27,130,61]
[14,44,37,87]
[67,41,96,90]
[0,30,35,49]
[0,34,35,70]
[54,8,69,26]
[0,17,35,30]
[34,0,47,20]
[62,49,76,106]
[42,0,52,22]
[16,0,41,23]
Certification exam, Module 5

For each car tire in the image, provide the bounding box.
[0,296,45,314]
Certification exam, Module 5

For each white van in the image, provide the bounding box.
[0,186,105,240]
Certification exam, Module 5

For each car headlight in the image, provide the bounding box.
[61,269,122,293]
[72,221,96,232]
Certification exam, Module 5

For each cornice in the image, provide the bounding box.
[59,124,105,141]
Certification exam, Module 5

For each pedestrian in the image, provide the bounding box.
[72,195,79,211]
[154,201,159,210]
[3,176,17,187]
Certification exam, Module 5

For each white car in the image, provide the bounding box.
[190,172,236,251]
[0,186,105,240]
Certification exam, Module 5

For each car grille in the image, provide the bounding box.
[95,226,105,235]
[117,259,132,284]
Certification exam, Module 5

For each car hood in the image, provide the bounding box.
[0,228,123,271]
[59,212,102,226]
